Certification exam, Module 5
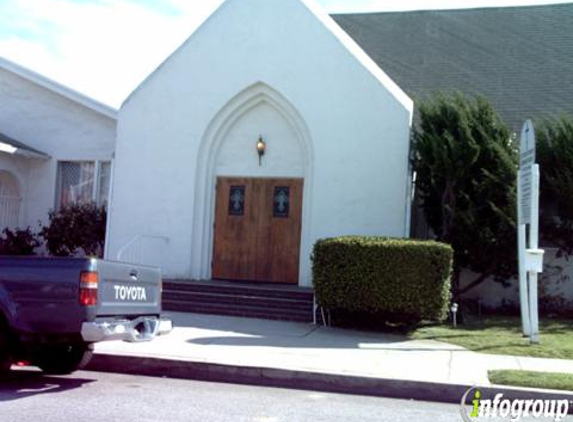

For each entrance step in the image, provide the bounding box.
[163,280,316,323]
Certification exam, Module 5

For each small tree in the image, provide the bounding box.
[537,114,573,256]
[413,92,518,296]
[40,202,106,257]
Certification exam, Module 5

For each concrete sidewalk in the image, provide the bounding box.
[89,312,573,403]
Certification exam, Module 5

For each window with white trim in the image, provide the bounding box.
[56,161,111,208]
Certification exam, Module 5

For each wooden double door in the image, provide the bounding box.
[212,177,304,284]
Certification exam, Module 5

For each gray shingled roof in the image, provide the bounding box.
[0,132,48,157]
[333,3,573,131]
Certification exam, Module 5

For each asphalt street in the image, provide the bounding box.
[0,368,562,422]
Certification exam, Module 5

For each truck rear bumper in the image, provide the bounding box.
[81,316,173,343]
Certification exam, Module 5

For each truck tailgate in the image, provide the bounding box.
[95,260,161,317]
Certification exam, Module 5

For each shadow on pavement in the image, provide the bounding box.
[166,312,318,337]
[166,312,460,350]
[185,334,461,351]
[0,368,96,402]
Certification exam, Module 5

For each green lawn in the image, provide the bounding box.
[411,316,573,359]
[489,370,573,391]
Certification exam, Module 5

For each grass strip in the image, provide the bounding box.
[488,370,573,392]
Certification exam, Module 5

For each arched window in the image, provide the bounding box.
[0,170,21,229]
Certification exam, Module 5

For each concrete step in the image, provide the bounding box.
[163,300,314,322]
[162,291,312,311]
[162,280,316,323]
[164,281,313,301]
[163,297,312,316]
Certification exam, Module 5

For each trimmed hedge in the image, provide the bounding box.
[312,236,453,322]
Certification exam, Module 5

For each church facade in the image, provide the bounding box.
[104,0,413,286]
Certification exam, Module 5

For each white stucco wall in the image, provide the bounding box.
[106,0,413,285]
[0,67,116,229]
[460,248,573,311]
[215,102,305,178]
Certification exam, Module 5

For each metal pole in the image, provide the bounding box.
[517,169,531,336]
[313,296,317,326]
[529,272,540,344]
[528,165,541,343]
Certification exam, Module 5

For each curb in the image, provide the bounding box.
[86,353,573,410]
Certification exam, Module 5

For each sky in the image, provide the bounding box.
[0,0,570,108]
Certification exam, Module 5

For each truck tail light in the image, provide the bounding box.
[79,271,99,306]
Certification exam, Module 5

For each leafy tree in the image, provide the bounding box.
[537,114,573,256]
[40,202,106,257]
[412,92,518,296]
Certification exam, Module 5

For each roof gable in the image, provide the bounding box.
[298,0,412,112]
[0,57,117,120]
[122,0,412,114]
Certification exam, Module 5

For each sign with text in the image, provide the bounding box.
[519,119,536,224]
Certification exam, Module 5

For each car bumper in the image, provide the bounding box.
[81,316,173,343]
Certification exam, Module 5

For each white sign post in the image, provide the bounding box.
[517,120,544,344]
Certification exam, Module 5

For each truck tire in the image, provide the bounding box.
[35,344,93,375]
[0,323,11,374]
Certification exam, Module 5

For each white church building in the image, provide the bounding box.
[0,0,414,288]
[104,0,413,286]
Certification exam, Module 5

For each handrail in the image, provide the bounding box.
[116,235,170,265]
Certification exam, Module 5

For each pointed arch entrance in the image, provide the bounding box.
[190,82,314,284]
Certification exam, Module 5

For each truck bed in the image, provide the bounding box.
[0,257,162,336]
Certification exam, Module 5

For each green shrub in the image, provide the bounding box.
[312,236,453,322]
[40,202,106,257]
[412,92,517,297]
[537,114,573,256]
[0,227,41,255]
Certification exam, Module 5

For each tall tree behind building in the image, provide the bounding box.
[412,92,518,297]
